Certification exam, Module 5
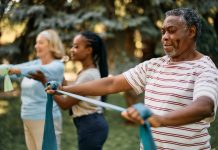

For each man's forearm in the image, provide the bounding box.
[153,97,214,127]
[61,75,132,96]
[61,77,111,96]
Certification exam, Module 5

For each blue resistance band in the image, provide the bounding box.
[42,82,58,150]
[44,81,156,150]
[133,103,156,150]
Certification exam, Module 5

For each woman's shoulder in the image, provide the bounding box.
[52,59,63,64]
[81,68,100,76]
[47,59,64,67]
[78,68,100,81]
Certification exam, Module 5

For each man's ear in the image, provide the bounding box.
[189,26,197,39]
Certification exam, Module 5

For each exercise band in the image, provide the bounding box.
[43,81,157,150]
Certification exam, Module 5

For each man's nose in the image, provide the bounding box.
[162,32,169,42]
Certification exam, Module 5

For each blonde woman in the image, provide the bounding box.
[6,29,65,150]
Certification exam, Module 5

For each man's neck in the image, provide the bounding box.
[170,49,203,62]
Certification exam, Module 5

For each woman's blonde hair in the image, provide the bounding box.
[38,29,65,59]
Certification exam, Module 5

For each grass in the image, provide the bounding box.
[0,93,217,150]
[61,93,139,150]
[0,93,139,150]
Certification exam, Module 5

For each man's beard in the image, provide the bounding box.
[164,48,177,58]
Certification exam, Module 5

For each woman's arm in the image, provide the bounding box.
[28,70,47,85]
[53,95,79,110]
[7,60,39,75]
[8,60,64,83]
[8,68,21,75]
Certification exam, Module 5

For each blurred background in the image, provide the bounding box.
[0,0,218,149]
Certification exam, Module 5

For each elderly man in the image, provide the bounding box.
[47,8,218,149]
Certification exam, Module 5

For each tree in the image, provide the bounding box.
[0,0,218,67]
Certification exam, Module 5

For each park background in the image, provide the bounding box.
[0,0,218,149]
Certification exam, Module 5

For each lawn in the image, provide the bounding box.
[0,93,217,150]
[0,93,139,150]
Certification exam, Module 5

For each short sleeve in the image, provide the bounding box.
[193,68,218,122]
[74,69,100,85]
[123,61,148,94]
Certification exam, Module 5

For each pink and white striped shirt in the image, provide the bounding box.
[123,55,218,150]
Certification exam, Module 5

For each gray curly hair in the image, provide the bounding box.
[165,8,202,41]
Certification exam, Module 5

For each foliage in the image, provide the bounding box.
[0,0,218,68]
[197,18,218,65]
[111,50,139,74]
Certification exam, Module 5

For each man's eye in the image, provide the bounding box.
[161,30,165,35]
[168,29,176,34]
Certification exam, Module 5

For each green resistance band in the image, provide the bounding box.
[42,82,58,150]
[0,68,14,92]
[133,103,156,150]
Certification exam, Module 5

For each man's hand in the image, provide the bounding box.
[121,107,145,125]
[29,70,47,85]
[121,107,161,127]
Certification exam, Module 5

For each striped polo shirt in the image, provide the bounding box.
[123,55,218,150]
